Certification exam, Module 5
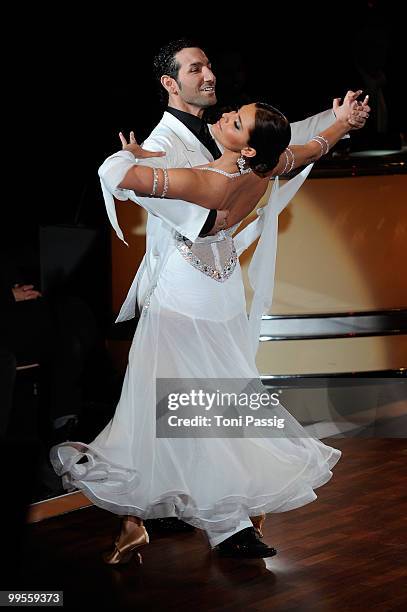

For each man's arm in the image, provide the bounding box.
[290,109,336,145]
[289,90,369,144]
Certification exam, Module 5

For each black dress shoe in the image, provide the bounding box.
[215,527,277,559]
[144,518,195,533]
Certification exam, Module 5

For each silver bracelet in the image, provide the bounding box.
[311,135,329,157]
[286,147,295,173]
[310,138,324,158]
[160,168,169,198]
[280,150,289,175]
[150,167,159,196]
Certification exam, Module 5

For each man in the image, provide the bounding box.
[101,39,369,557]
[108,38,368,323]
[142,39,368,233]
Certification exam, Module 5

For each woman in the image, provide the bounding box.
[51,96,368,564]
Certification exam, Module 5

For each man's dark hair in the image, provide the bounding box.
[247,103,291,175]
[153,38,205,104]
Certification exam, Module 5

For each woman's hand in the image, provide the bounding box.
[119,131,166,159]
[333,90,370,130]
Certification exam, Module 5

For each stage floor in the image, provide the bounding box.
[7,438,407,611]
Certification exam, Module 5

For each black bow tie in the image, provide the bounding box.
[199,123,221,160]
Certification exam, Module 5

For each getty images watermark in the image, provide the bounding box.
[156,376,407,439]
[156,378,289,438]
[167,388,285,428]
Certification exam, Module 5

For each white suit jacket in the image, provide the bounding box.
[99,108,336,326]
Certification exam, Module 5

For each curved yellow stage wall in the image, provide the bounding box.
[240,175,407,314]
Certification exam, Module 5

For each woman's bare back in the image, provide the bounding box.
[192,167,270,230]
[223,173,270,228]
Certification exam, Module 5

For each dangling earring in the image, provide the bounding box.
[237,155,247,174]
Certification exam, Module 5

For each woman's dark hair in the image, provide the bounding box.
[153,38,204,104]
[247,103,291,175]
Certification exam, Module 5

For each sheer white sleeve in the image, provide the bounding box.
[98,151,211,244]
[98,151,137,246]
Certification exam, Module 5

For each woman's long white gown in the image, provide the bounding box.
[50,168,341,539]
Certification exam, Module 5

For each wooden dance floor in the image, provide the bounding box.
[16,438,407,610]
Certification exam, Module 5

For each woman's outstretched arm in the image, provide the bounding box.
[116,132,223,209]
[271,92,370,177]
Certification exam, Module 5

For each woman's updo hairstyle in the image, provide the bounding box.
[247,102,291,175]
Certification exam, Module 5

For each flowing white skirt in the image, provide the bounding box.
[50,243,341,537]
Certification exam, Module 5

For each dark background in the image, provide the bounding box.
[6,0,405,316]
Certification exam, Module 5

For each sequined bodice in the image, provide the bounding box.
[174,223,239,282]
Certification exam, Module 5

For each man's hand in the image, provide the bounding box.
[333,90,370,130]
[206,210,229,235]
[12,284,42,302]
[119,131,166,159]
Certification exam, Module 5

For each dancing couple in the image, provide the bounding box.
[51,39,369,564]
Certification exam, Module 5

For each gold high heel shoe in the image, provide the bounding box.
[250,512,266,538]
[103,516,149,565]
